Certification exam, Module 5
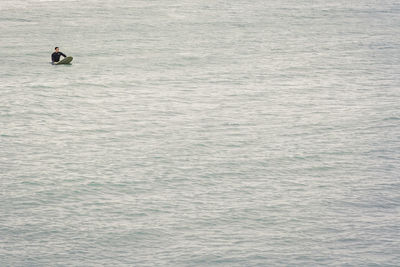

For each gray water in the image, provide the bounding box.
[1,0,400,266]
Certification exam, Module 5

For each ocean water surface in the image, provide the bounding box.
[1,0,399,265]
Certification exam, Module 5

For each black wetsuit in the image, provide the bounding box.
[51,52,67,62]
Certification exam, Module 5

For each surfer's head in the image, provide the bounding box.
[55,47,59,52]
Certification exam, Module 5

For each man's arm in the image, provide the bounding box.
[60,52,67,57]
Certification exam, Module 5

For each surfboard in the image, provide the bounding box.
[55,56,73,65]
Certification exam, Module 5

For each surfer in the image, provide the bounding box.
[51,47,67,64]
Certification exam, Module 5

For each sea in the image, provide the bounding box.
[1,0,399,266]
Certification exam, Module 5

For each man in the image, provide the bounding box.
[51,47,67,63]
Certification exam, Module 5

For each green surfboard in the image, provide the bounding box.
[56,56,73,65]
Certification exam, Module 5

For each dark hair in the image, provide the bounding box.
[55,47,59,50]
